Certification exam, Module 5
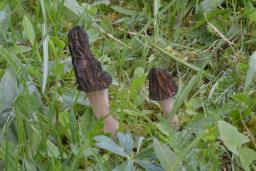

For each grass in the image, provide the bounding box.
[0,0,256,170]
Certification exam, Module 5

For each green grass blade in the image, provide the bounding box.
[153,0,160,39]
[168,56,211,120]
[40,0,49,93]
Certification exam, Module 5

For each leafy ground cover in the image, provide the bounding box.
[0,0,256,170]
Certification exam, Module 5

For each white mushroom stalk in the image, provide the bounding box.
[158,97,179,127]
[148,68,179,127]
[87,89,119,135]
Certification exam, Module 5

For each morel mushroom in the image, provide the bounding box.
[148,68,179,127]
[68,26,119,136]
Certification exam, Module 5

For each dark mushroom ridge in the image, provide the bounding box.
[68,26,112,92]
[148,68,178,101]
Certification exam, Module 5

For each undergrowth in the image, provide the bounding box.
[0,0,256,170]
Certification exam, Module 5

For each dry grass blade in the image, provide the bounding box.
[151,43,200,72]
[204,14,235,46]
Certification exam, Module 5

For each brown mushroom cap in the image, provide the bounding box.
[148,68,178,101]
[68,26,112,92]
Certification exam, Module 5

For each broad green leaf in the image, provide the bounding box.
[26,77,41,99]
[239,147,256,171]
[51,37,65,50]
[117,132,133,155]
[113,162,126,171]
[218,121,250,155]
[59,111,70,127]
[135,159,163,171]
[198,0,224,14]
[0,5,10,31]
[82,3,98,15]
[64,0,83,16]
[244,51,256,89]
[0,68,17,114]
[125,159,135,171]
[62,90,90,108]
[29,129,42,157]
[83,147,98,157]
[133,67,144,79]
[0,47,24,76]
[80,110,96,136]
[169,131,208,171]
[92,0,110,6]
[156,121,176,136]
[136,136,144,155]
[185,97,202,115]
[130,75,146,92]
[70,144,79,155]
[48,38,56,57]
[23,15,35,45]
[135,147,155,160]
[111,6,138,16]
[94,135,127,157]
[153,138,176,170]
[47,141,60,158]
[15,94,41,115]
[24,160,37,171]
[93,153,109,171]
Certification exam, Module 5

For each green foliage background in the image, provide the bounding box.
[0,0,256,170]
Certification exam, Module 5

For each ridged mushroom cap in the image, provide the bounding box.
[68,26,112,92]
[148,68,178,101]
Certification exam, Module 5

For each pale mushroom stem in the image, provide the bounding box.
[158,96,179,127]
[86,89,119,135]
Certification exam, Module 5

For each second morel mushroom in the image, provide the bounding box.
[148,68,179,127]
[68,26,119,136]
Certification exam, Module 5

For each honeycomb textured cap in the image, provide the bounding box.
[68,26,112,92]
[148,68,178,101]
